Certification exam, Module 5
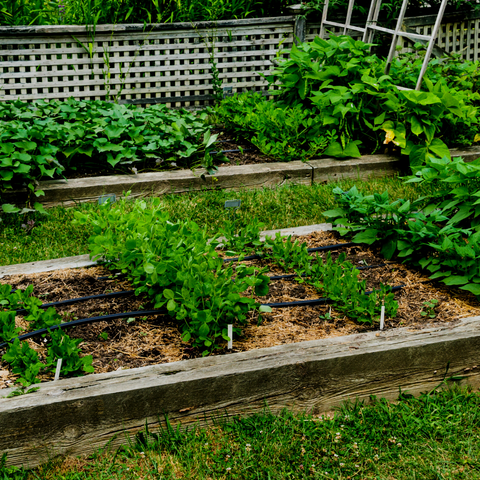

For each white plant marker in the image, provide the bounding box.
[54,358,63,382]
[227,324,233,349]
[380,300,385,331]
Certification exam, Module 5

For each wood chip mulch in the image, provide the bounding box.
[1,230,479,389]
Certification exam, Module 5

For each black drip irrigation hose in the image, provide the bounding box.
[14,290,135,315]
[0,285,406,349]
[262,284,405,308]
[0,309,166,349]
[268,263,387,281]
[223,242,358,263]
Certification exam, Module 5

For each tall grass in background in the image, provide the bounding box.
[2,0,476,26]
[0,0,298,25]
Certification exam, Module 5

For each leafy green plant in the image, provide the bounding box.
[219,217,264,254]
[0,311,22,343]
[263,233,312,272]
[216,93,329,161]
[46,328,94,376]
[1,339,44,387]
[304,252,398,324]
[74,195,271,352]
[421,299,439,318]
[0,99,217,216]
[324,156,480,297]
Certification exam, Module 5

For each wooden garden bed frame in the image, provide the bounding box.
[4,146,480,209]
[1,314,479,468]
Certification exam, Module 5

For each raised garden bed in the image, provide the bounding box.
[1,225,479,468]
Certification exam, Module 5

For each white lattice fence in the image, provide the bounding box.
[401,12,480,61]
[0,17,295,108]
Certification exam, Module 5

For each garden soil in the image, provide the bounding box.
[1,230,479,389]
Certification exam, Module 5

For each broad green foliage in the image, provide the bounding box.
[217,36,480,166]
[74,196,271,352]
[215,93,330,161]
[324,155,480,296]
[219,217,265,254]
[0,99,216,217]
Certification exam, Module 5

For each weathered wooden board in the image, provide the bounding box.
[4,161,313,208]
[0,224,332,276]
[308,155,403,183]
[1,316,480,468]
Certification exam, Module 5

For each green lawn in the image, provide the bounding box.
[3,387,479,479]
[0,175,437,266]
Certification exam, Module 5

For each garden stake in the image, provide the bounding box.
[54,358,63,381]
[228,324,233,349]
[380,300,385,330]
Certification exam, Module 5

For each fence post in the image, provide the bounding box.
[288,4,306,44]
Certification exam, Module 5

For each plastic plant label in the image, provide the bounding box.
[380,301,385,330]
[54,358,63,381]
[224,199,241,209]
[227,324,233,349]
[98,194,116,206]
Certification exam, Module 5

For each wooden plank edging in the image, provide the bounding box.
[1,315,480,468]
[4,147,479,209]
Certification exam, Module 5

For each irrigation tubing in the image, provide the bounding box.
[14,290,135,315]
[223,242,358,263]
[8,243,362,312]
[262,285,405,308]
[268,263,387,281]
[0,285,405,349]
[0,309,167,349]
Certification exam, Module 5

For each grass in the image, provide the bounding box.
[0,174,438,266]
[2,386,480,479]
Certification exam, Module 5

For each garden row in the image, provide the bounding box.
[2,35,480,217]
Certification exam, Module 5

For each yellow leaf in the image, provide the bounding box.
[474,133,480,143]
[383,129,395,145]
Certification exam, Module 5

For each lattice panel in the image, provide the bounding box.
[399,18,480,61]
[0,20,294,108]
[306,23,363,42]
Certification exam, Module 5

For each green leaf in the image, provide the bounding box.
[33,202,47,214]
[442,275,469,286]
[460,283,480,296]
[2,204,20,213]
[167,299,176,311]
[144,263,155,274]
[259,305,272,313]
[353,228,378,245]
[428,138,451,161]
[163,289,174,299]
